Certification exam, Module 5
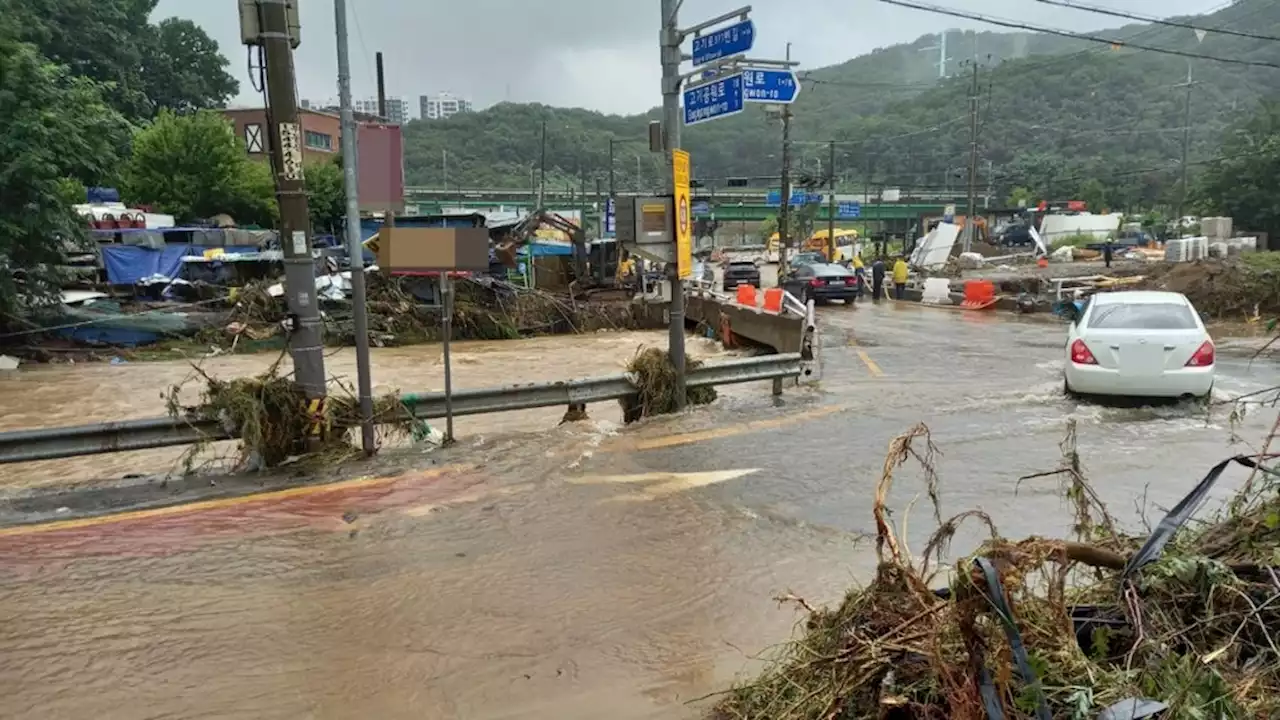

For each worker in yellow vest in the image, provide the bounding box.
[892,256,909,300]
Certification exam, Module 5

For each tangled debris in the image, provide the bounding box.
[711,420,1280,719]
[163,353,425,470]
[623,347,717,421]
[218,275,652,350]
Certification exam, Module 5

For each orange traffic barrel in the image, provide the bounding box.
[736,284,757,306]
[1037,257,1049,268]
[962,280,995,308]
[762,287,783,312]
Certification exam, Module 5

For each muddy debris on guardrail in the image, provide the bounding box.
[163,352,426,471]
[622,347,717,421]
[709,420,1280,719]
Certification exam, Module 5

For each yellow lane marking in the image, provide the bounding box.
[847,334,884,378]
[856,349,884,377]
[0,465,466,538]
[606,404,848,453]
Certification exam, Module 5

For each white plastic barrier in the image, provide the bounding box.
[921,278,953,305]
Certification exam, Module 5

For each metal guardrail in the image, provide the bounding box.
[0,354,803,465]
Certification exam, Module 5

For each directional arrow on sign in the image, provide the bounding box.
[741,68,802,105]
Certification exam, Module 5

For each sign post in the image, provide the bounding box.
[672,149,693,279]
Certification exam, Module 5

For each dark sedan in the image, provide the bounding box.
[722,260,762,291]
[782,263,859,304]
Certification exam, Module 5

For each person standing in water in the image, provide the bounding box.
[870,256,886,302]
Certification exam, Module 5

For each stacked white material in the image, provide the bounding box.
[1227,237,1259,253]
[1209,242,1230,258]
[1201,217,1233,240]
[921,278,953,305]
[1165,237,1195,262]
[957,251,985,269]
[1190,236,1209,260]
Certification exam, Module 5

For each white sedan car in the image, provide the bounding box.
[1065,291,1215,399]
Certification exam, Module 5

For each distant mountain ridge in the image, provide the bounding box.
[402,0,1280,211]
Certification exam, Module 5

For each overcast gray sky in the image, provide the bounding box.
[156,0,1226,116]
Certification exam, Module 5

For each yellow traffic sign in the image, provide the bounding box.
[672,149,693,279]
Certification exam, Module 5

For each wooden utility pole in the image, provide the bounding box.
[257,0,326,406]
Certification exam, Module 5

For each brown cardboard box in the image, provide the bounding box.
[374,227,490,271]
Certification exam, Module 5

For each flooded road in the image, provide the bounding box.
[0,331,732,491]
[4,304,1280,719]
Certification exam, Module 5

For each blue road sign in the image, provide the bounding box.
[692,201,710,215]
[605,197,616,235]
[683,73,744,126]
[838,201,861,219]
[691,20,755,66]
[742,68,801,104]
[766,190,822,207]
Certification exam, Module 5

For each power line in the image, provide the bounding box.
[1033,0,1280,44]
[875,0,1280,69]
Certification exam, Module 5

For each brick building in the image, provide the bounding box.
[221,107,344,162]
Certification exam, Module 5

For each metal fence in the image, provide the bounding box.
[0,354,804,465]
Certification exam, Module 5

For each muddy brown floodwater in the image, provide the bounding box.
[6,305,1280,719]
[0,331,731,491]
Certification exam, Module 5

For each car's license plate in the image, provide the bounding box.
[828,280,845,286]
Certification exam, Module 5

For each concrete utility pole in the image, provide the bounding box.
[334,0,375,455]
[963,61,980,253]
[258,0,326,405]
[659,0,687,409]
[608,138,617,199]
[1177,61,1194,231]
[778,42,794,275]
[827,140,836,259]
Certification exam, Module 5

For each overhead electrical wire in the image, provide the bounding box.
[1033,0,1280,44]
[875,0,1280,69]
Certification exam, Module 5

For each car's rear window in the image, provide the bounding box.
[1087,302,1197,330]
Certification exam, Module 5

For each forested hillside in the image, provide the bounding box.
[402,0,1280,211]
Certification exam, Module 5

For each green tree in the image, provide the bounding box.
[305,158,346,236]
[0,35,129,318]
[140,18,239,114]
[122,110,277,226]
[1006,186,1033,208]
[3,0,155,119]
[1196,101,1280,237]
[758,216,778,242]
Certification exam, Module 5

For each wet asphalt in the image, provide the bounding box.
[4,302,1280,720]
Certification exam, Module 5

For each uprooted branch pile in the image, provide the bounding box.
[622,347,717,421]
[219,275,649,348]
[712,421,1280,719]
[163,354,426,470]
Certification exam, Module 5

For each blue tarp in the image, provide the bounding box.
[100,245,259,284]
[519,242,574,257]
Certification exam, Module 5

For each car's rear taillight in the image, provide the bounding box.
[1186,340,1215,367]
[1070,339,1097,365]
[809,278,823,287]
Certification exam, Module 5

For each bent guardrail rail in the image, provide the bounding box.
[0,354,804,465]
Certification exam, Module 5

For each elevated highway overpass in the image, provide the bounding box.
[404,187,969,226]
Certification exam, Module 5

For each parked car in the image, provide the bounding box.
[722,260,762,291]
[782,263,859,304]
[1064,291,1214,399]
[790,252,826,267]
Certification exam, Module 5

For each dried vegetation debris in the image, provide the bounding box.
[711,420,1280,720]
